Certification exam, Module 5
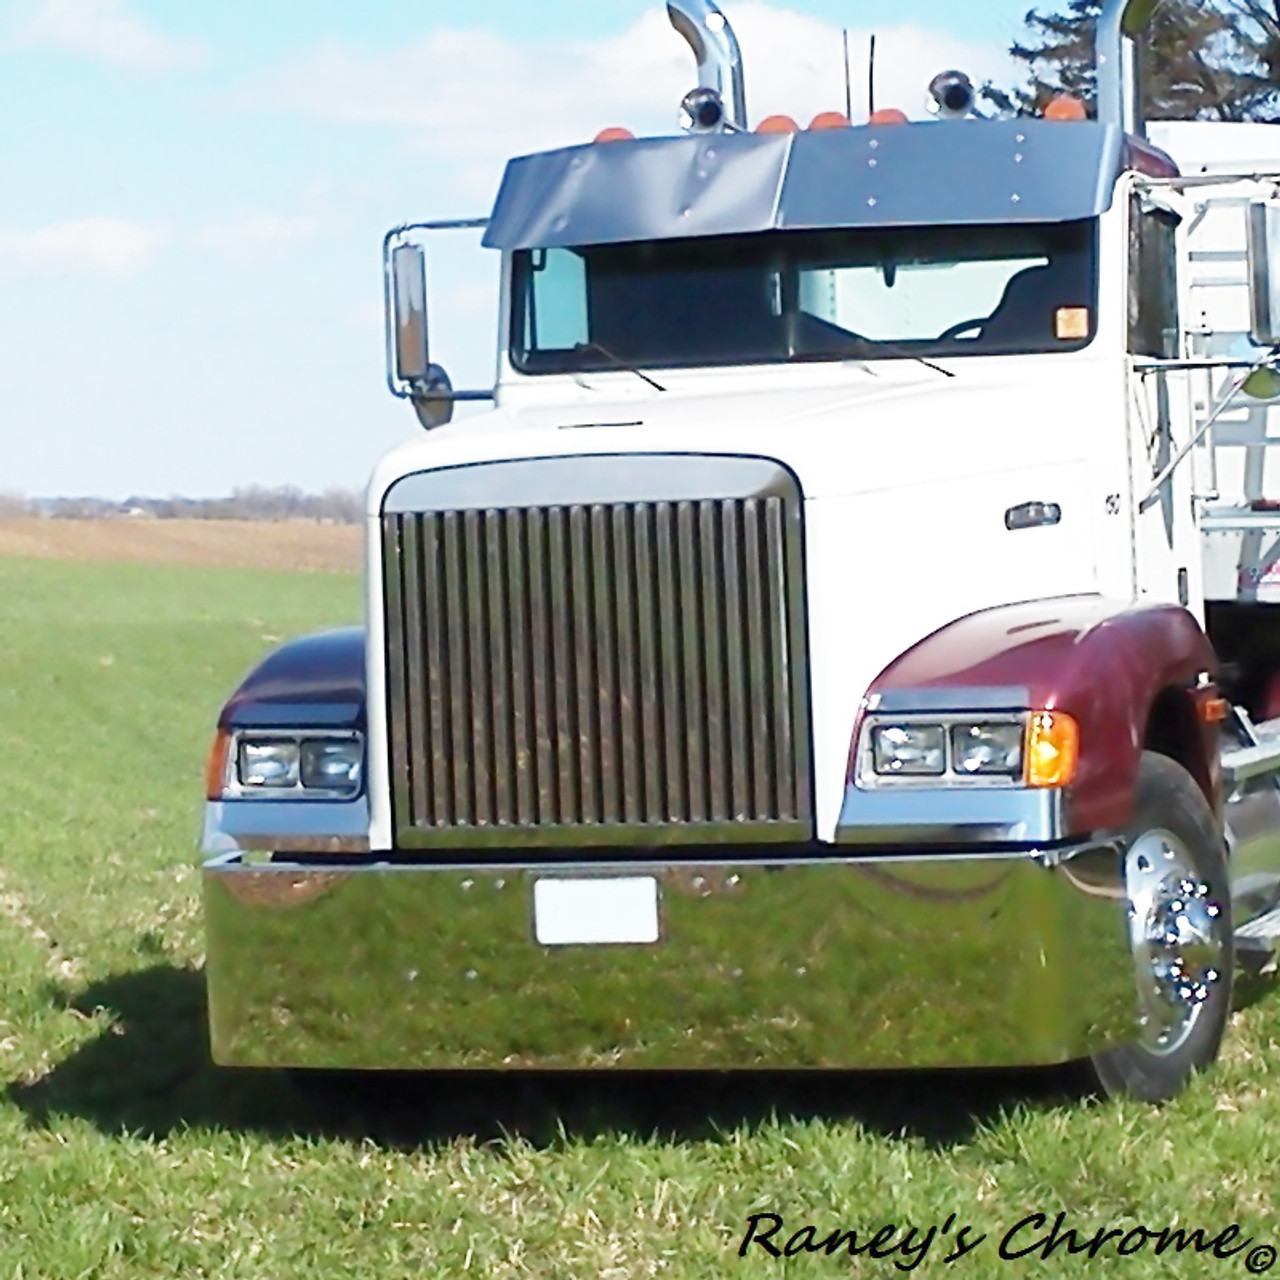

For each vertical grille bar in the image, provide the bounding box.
[505,510,534,825]
[383,458,813,846]
[465,510,494,826]
[486,511,514,827]
[422,513,453,827]
[570,505,600,824]
[700,501,729,822]
[654,503,686,822]
[742,499,773,818]
[592,505,622,825]
[526,508,556,824]
[720,501,750,818]
[632,504,664,824]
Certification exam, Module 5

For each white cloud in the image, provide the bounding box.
[193,214,320,265]
[12,0,207,71]
[0,212,321,276]
[237,5,1017,202]
[0,217,167,275]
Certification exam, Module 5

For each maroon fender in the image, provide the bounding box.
[863,595,1220,836]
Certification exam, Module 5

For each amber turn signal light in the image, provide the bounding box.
[1025,712,1079,788]
[205,728,231,800]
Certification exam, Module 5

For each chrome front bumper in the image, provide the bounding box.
[202,841,1134,1071]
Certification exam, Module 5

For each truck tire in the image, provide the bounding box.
[1089,751,1233,1102]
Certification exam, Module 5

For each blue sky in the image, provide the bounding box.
[1,0,1035,499]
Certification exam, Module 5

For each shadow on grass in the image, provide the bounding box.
[5,964,1084,1150]
[1233,962,1280,1013]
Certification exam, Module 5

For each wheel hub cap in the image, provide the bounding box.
[1126,832,1226,1055]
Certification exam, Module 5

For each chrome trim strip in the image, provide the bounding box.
[869,687,1031,713]
[382,454,794,514]
[203,839,1133,1070]
[202,797,370,856]
[835,783,1064,846]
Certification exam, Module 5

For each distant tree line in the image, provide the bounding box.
[985,0,1280,121]
[0,486,363,524]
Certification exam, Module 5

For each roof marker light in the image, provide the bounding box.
[594,126,636,143]
[809,111,851,130]
[1045,94,1087,121]
[867,108,909,125]
[756,114,800,133]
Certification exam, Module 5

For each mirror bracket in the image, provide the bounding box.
[383,219,497,430]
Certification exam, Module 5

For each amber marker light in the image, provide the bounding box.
[1200,696,1229,724]
[867,108,909,125]
[809,111,851,130]
[1055,307,1091,340]
[1045,95,1087,121]
[594,127,635,143]
[756,114,800,133]
[1025,712,1079,788]
[205,728,231,800]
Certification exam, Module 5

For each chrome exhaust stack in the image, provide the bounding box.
[1097,0,1160,137]
[667,0,747,132]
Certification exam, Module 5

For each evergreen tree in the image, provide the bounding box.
[986,0,1280,121]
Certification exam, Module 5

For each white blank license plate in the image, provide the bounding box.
[533,877,660,946]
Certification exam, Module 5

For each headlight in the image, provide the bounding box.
[872,724,946,775]
[300,739,363,794]
[859,714,1037,786]
[950,722,1023,776]
[231,733,363,797]
[238,739,300,788]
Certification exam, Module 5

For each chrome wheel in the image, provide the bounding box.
[1125,829,1227,1056]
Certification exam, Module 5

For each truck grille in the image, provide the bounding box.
[381,455,812,847]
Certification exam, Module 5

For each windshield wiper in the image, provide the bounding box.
[829,336,956,379]
[793,315,956,379]
[573,341,667,392]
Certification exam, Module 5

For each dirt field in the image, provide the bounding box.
[0,518,362,572]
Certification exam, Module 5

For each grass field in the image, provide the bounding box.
[3,534,1280,1277]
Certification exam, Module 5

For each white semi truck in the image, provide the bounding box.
[200,0,1280,1100]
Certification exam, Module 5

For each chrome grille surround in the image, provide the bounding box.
[381,454,813,847]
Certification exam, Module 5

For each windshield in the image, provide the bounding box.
[511,220,1097,374]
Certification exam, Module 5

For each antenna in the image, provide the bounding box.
[842,28,853,121]
[868,33,877,117]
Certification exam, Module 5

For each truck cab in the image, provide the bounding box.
[200,0,1280,1101]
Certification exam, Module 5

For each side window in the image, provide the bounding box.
[522,248,588,351]
[1130,199,1180,358]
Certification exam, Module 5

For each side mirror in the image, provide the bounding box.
[1248,202,1280,347]
[389,242,455,430]
[391,244,430,383]
[411,364,455,430]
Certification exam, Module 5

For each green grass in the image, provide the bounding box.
[3,553,1280,1277]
